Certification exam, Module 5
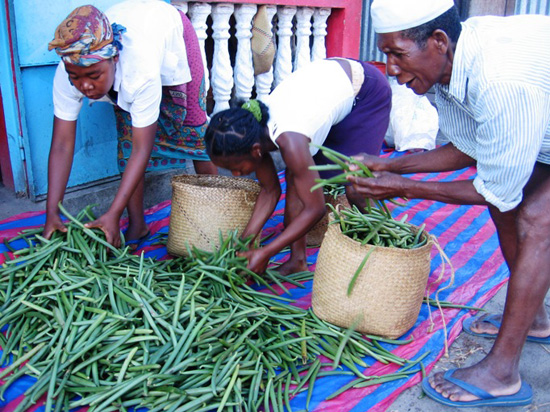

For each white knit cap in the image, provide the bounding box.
[371,0,455,34]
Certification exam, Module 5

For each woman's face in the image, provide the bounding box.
[64,57,118,100]
[211,153,260,177]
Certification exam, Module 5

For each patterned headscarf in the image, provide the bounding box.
[48,5,122,67]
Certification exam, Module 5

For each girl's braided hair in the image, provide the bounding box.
[205,100,270,157]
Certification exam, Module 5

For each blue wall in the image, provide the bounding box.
[20,66,118,196]
[14,0,123,67]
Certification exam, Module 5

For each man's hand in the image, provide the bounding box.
[347,171,410,200]
[350,153,392,173]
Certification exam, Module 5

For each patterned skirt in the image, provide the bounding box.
[115,11,210,173]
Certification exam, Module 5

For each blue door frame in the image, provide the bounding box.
[0,0,30,197]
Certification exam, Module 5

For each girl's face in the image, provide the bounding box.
[64,56,118,100]
[211,153,260,177]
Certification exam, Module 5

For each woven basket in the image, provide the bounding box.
[306,194,350,246]
[312,213,433,338]
[167,175,260,256]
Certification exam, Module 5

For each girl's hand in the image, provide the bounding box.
[238,247,270,275]
[84,212,122,248]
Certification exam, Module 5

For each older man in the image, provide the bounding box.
[348,0,550,408]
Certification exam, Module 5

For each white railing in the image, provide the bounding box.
[172,1,332,114]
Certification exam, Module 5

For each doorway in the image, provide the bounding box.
[0,88,14,191]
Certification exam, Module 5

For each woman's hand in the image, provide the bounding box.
[238,247,271,275]
[84,212,122,248]
[43,213,68,239]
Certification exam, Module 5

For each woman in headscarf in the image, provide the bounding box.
[45,1,217,247]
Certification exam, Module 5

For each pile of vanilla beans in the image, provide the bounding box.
[0,205,428,412]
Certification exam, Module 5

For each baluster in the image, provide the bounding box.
[254,5,277,102]
[273,6,296,87]
[294,7,314,70]
[312,8,331,61]
[188,2,212,93]
[234,4,257,102]
[210,3,235,114]
[170,1,188,14]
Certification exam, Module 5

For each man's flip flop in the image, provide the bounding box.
[421,369,532,408]
[463,315,550,344]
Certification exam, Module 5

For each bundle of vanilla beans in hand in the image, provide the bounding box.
[309,144,427,249]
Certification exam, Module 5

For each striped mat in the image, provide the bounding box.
[0,149,508,412]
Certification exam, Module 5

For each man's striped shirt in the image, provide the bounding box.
[435,14,550,212]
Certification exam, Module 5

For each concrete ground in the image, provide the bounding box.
[0,168,185,221]
[389,286,550,412]
[1,165,549,412]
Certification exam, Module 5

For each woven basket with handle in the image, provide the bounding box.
[312,213,433,339]
[167,175,260,256]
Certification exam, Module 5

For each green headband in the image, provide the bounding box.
[241,100,262,122]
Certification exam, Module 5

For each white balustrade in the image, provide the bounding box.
[188,2,212,93]
[173,2,332,113]
[234,4,258,102]
[210,3,235,114]
[254,5,277,102]
[273,6,297,88]
[312,8,331,61]
[171,0,188,13]
[294,7,314,70]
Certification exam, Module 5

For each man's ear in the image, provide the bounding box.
[113,54,120,64]
[430,29,450,54]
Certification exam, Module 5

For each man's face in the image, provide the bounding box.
[64,57,118,100]
[377,31,449,95]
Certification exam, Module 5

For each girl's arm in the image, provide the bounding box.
[259,132,326,257]
[241,153,281,241]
